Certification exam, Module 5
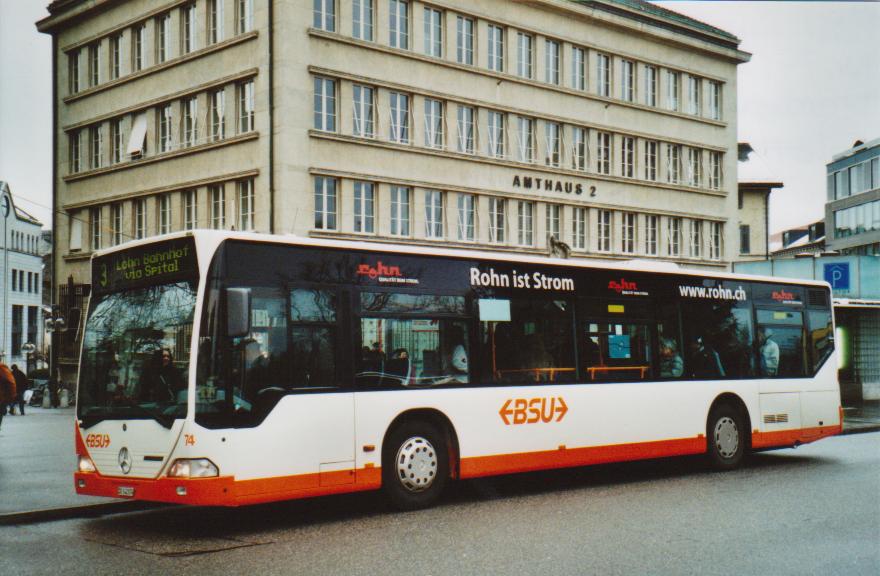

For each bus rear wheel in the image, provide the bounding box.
[707,404,746,470]
[382,420,450,510]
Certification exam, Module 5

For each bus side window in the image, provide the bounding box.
[755,309,805,378]
[679,301,753,379]
[807,310,834,374]
[289,289,338,389]
[656,303,683,379]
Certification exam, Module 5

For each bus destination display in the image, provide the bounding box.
[92,237,198,294]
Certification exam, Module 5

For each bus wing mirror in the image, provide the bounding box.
[226,288,251,338]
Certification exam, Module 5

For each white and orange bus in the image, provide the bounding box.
[74,231,841,509]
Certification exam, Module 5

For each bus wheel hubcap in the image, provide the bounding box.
[396,436,438,493]
[714,417,739,458]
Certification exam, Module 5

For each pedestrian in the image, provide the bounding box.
[0,362,16,430]
[10,364,28,416]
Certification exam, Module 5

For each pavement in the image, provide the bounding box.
[1,400,878,525]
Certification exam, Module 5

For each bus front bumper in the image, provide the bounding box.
[74,471,236,506]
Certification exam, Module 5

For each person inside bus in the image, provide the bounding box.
[758,328,780,376]
[659,337,684,378]
[385,348,412,384]
[138,348,184,403]
[686,336,725,379]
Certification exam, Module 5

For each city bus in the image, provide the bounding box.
[74,231,841,509]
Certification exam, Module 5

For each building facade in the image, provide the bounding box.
[0,183,44,372]
[825,138,880,255]
[38,0,749,383]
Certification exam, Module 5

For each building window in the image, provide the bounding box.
[709,151,722,190]
[134,198,146,239]
[571,46,585,91]
[573,207,586,250]
[68,49,80,94]
[211,88,225,141]
[516,33,533,79]
[210,184,226,229]
[710,222,722,260]
[666,70,680,111]
[687,148,702,187]
[11,306,22,356]
[389,0,409,49]
[456,16,474,65]
[238,0,254,33]
[620,59,634,102]
[545,39,560,85]
[544,122,561,167]
[156,13,171,63]
[238,179,255,231]
[314,177,337,230]
[183,190,197,230]
[237,80,255,133]
[132,24,145,72]
[183,96,198,147]
[666,144,681,184]
[596,131,611,175]
[313,77,335,132]
[158,194,171,235]
[70,130,81,173]
[110,34,122,80]
[517,201,533,246]
[546,204,561,240]
[209,0,225,44]
[424,98,444,149]
[91,207,102,251]
[353,181,375,233]
[645,140,658,181]
[112,203,123,245]
[739,224,751,254]
[645,214,658,255]
[353,0,373,41]
[424,7,442,57]
[457,193,475,241]
[516,116,534,163]
[89,43,100,87]
[424,190,443,239]
[690,220,702,258]
[90,125,103,169]
[489,197,505,243]
[621,136,634,178]
[159,103,173,152]
[390,186,411,236]
[487,111,505,159]
[487,24,504,72]
[111,119,124,163]
[457,105,475,154]
[183,4,198,54]
[667,217,682,256]
[389,92,409,143]
[314,0,336,32]
[596,53,610,97]
[571,127,587,171]
[622,212,636,254]
[353,84,374,138]
[597,209,611,253]
[686,75,701,115]
[644,65,657,107]
[708,81,721,120]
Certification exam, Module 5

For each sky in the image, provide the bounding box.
[0,1,878,234]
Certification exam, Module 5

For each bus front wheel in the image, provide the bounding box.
[707,404,746,470]
[382,420,450,510]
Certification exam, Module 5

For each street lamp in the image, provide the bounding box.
[22,342,36,374]
[45,306,67,408]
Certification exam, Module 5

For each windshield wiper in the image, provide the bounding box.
[79,402,175,429]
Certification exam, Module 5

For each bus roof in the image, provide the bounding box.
[92,229,832,291]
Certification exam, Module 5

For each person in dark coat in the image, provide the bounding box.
[139,349,185,403]
[0,362,16,430]
[10,365,28,415]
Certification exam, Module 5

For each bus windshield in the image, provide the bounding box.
[78,280,197,428]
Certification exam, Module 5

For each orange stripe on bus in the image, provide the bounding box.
[751,424,841,450]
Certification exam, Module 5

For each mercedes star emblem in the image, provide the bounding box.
[118,447,132,475]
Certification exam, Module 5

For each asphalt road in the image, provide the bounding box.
[2,432,877,576]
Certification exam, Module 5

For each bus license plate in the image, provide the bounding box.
[117,486,135,498]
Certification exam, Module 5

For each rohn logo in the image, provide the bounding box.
[772,290,795,302]
[608,278,638,293]
[357,261,402,280]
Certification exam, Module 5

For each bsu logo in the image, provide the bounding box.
[357,261,402,280]
[499,397,568,425]
[608,278,638,293]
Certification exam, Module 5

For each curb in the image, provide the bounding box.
[841,425,880,436]
[0,501,165,526]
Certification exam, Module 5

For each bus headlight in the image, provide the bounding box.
[78,455,97,473]
[168,458,219,478]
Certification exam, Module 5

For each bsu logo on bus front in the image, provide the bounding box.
[499,397,568,425]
